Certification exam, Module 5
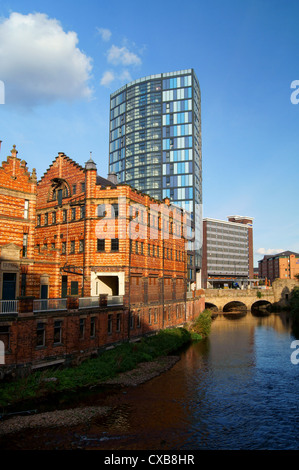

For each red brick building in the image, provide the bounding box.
[33,151,187,304]
[258,251,299,284]
[0,147,204,377]
[0,145,37,303]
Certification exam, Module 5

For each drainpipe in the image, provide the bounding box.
[82,173,87,297]
[128,203,131,341]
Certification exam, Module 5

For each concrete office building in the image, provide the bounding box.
[202,216,254,288]
[109,69,202,286]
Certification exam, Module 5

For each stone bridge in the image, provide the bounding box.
[204,279,299,312]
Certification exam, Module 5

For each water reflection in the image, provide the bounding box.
[1,311,299,450]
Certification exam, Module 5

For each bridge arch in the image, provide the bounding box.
[205,302,218,312]
[223,301,247,313]
[251,300,272,315]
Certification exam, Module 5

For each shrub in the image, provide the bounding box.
[189,309,212,339]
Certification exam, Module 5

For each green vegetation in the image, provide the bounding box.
[257,291,263,298]
[188,309,212,340]
[0,327,192,407]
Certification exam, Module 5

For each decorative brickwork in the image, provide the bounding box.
[0,148,205,378]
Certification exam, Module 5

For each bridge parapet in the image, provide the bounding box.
[204,288,274,311]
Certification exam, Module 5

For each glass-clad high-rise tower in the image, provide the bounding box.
[109,69,202,284]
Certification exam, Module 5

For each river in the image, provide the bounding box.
[1,310,299,450]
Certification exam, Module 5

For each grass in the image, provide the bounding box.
[0,327,192,408]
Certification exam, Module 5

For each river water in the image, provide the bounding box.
[1,311,299,450]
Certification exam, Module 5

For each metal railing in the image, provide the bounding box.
[0,300,19,314]
[79,295,124,309]
[33,298,67,312]
[108,295,123,306]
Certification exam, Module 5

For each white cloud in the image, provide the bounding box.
[100,70,115,86]
[100,69,133,88]
[119,69,132,82]
[107,45,141,66]
[100,70,132,87]
[97,27,112,42]
[256,248,285,256]
[0,12,93,106]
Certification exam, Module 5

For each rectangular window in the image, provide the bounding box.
[36,322,45,347]
[54,320,62,344]
[72,184,77,195]
[24,200,29,219]
[81,182,85,192]
[97,239,105,251]
[71,208,76,220]
[130,314,134,330]
[141,242,144,255]
[135,240,139,254]
[137,312,141,328]
[51,242,55,250]
[44,213,48,226]
[149,309,152,324]
[21,272,26,296]
[37,214,41,226]
[22,233,28,257]
[97,204,106,218]
[70,240,75,254]
[79,318,85,339]
[112,203,119,218]
[52,212,56,224]
[116,313,121,332]
[63,209,67,222]
[79,240,84,253]
[58,189,63,205]
[80,206,85,219]
[154,309,158,324]
[71,281,78,295]
[148,244,151,256]
[111,239,119,251]
[62,241,66,254]
[108,314,113,334]
[90,317,96,337]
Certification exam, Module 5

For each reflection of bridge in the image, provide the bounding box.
[204,288,274,312]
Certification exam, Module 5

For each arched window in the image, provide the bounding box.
[48,178,70,203]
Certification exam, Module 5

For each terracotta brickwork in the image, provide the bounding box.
[0,149,207,377]
[258,251,299,284]
[31,152,187,305]
[1,294,204,376]
[0,146,37,300]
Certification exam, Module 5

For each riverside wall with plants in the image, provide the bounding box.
[0,314,212,409]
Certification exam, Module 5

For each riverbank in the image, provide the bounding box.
[0,327,192,409]
[0,355,180,437]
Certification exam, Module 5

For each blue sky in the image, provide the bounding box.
[0,0,298,267]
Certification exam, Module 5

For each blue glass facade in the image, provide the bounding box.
[109,69,202,278]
